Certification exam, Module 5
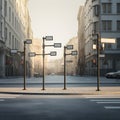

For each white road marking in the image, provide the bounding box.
[97,102,120,104]
[104,106,120,109]
[0,97,17,99]
[90,100,120,102]
[0,95,20,100]
[0,99,4,101]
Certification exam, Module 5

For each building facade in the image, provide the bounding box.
[77,6,85,75]
[66,37,78,75]
[0,0,33,77]
[78,0,120,76]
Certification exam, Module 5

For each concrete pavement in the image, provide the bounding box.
[0,87,120,96]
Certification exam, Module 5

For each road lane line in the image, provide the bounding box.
[97,102,120,104]
[0,96,17,99]
[104,106,120,109]
[90,100,120,102]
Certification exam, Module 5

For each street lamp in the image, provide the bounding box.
[63,45,77,90]
[92,33,100,91]
[23,39,32,90]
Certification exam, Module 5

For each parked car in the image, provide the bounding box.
[34,73,42,78]
[105,71,120,79]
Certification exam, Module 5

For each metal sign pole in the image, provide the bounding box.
[64,46,67,90]
[42,37,45,90]
[23,42,26,90]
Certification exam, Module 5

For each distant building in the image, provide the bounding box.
[32,38,42,76]
[78,0,120,76]
[66,37,78,75]
[0,0,33,77]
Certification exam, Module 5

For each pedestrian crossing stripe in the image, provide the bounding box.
[0,99,4,101]
[97,102,120,104]
[90,100,120,102]
[104,106,120,109]
[0,97,17,99]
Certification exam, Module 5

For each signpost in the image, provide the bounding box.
[11,39,32,90]
[29,36,61,90]
[63,45,77,90]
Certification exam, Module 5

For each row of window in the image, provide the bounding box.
[102,3,120,14]
[5,27,19,49]
[93,3,120,16]
[94,20,120,32]
[4,0,20,31]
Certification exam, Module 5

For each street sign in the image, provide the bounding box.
[28,52,36,57]
[101,38,116,43]
[67,45,73,50]
[54,43,62,48]
[45,36,53,41]
[71,51,77,56]
[25,39,32,44]
[50,51,57,56]
[11,49,18,54]
[99,54,105,58]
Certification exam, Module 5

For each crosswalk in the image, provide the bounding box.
[90,98,120,110]
[0,94,20,102]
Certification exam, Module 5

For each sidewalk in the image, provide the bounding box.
[0,87,120,96]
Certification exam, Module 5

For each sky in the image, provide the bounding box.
[28,0,85,60]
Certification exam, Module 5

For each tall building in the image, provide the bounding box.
[78,0,120,76]
[0,0,33,77]
[77,6,85,75]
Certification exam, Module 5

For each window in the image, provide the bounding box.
[12,35,14,49]
[117,21,120,31]
[117,38,120,49]
[93,22,99,32]
[117,3,120,13]
[93,5,99,16]
[102,3,112,13]
[9,32,11,46]
[105,43,112,49]
[102,20,112,31]
[0,22,2,38]
[12,12,14,25]
[4,1,7,17]
[15,38,17,49]
[9,7,11,22]
[5,27,7,41]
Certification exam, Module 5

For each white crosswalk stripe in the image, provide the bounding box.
[0,94,20,102]
[90,98,120,110]
[104,106,120,109]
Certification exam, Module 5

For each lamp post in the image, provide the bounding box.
[92,33,100,91]
[96,34,100,91]
[63,45,77,90]
[64,46,67,90]
[11,39,32,90]
[23,39,32,90]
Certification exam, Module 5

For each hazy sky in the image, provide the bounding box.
[28,0,85,59]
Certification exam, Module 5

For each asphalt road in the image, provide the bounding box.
[0,75,120,88]
[0,95,120,120]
